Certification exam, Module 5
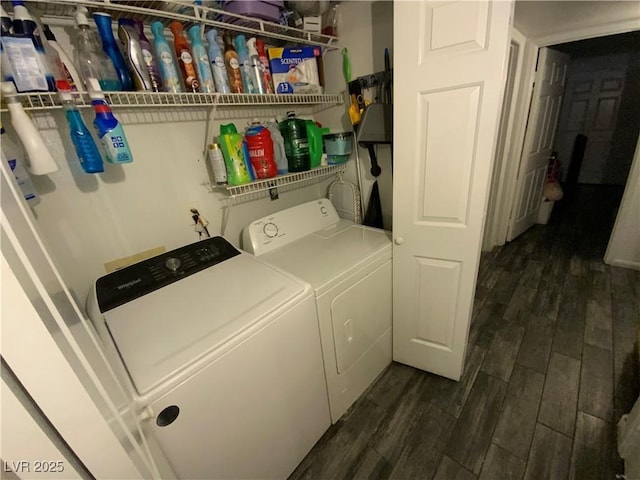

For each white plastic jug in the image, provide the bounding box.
[265,118,288,175]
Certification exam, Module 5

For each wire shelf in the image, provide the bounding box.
[0,91,344,112]
[27,0,338,48]
[216,165,346,201]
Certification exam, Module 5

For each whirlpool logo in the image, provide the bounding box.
[117,278,142,290]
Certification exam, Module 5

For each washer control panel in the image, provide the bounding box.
[243,199,340,256]
[95,237,240,312]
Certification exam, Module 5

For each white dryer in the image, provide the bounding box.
[86,237,330,479]
[243,199,392,423]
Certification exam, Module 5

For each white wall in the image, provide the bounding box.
[2,25,346,304]
[315,1,393,229]
[605,137,640,270]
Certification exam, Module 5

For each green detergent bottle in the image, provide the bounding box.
[279,112,310,172]
[218,123,252,185]
[306,120,328,169]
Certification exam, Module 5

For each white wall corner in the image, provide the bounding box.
[605,137,640,270]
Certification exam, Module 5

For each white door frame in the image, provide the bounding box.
[483,27,535,251]
[1,161,161,479]
[490,20,640,248]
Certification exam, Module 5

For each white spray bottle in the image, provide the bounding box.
[1,81,59,175]
[1,123,39,204]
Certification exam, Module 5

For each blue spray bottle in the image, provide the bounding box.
[93,12,133,91]
[188,25,215,93]
[57,80,104,173]
[234,35,256,94]
[87,78,133,164]
[150,21,182,93]
[206,29,230,94]
[10,0,56,91]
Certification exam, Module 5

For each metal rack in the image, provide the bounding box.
[0,1,346,203]
[0,91,344,113]
[213,165,346,203]
[26,0,338,48]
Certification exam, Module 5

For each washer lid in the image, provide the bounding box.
[102,253,307,395]
[261,221,392,294]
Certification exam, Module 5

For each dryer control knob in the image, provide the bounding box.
[165,257,181,272]
[394,237,404,245]
[320,206,328,215]
[263,222,278,238]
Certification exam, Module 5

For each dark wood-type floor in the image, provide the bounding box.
[290,185,640,480]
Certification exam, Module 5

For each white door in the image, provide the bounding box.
[507,48,570,240]
[555,58,627,185]
[393,0,512,380]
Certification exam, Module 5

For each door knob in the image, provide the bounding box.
[394,237,404,245]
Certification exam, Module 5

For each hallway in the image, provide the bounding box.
[289,185,640,480]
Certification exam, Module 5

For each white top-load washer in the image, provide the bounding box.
[243,199,392,423]
[86,237,330,479]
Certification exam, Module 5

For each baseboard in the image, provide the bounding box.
[608,259,640,271]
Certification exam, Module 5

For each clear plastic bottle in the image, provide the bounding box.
[93,12,133,91]
[43,25,85,92]
[74,6,121,91]
[57,80,104,174]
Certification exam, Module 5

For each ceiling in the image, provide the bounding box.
[552,30,640,57]
[513,1,640,44]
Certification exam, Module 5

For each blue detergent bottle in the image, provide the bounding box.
[93,12,133,91]
[206,29,230,93]
[87,78,133,164]
[57,79,104,173]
